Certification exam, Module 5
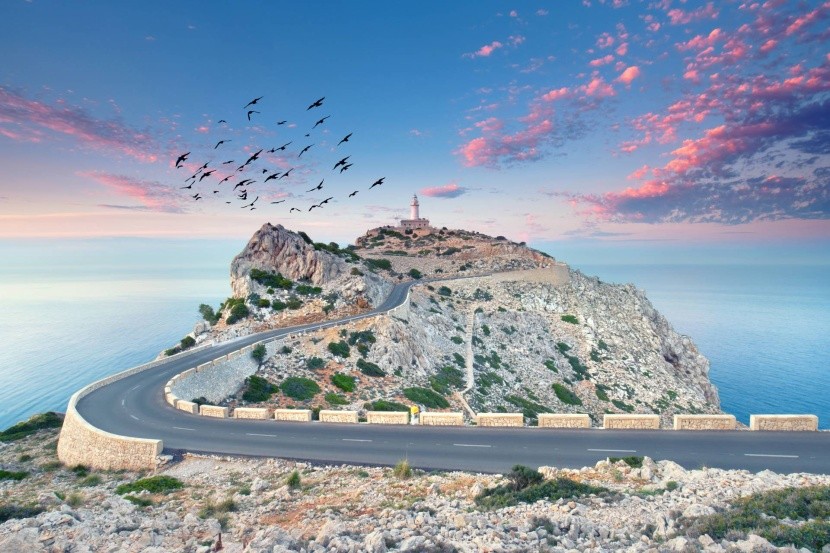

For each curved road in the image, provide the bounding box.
[77,281,830,475]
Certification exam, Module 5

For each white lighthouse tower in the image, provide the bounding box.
[400,194,430,230]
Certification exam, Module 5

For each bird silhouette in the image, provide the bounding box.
[299,144,314,158]
[279,168,293,179]
[181,183,193,189]
[198,170,216,182]
[339,163,353,173]
[277,120,287,125]
[243,149,263,166]
[271,199,286,204]
[338,133,352,146]
[175,152,190,168]
[213,190,219,194]
[348,190,359,197]
[247,110,260,121]
[222,160,235,165]
[192,193,202,200]
[369,177,385,189]
[195,161,209,174]
[241,196,259,208]
[261,168,269,174]
[320,196,333,205]
[233,179,254,190]
[219,175,233,184]
[306,180,324,192]
[333,156,350,170]
[306,96,325,110]
[312,115,330,129]
[264,172,281,182]
[218,119,227,124]
[243,96,263,109]
[304,133,310,137]
[214,139,231,149]
[309,204,320,211]
[289,207,301,213]
[276,141,292,151]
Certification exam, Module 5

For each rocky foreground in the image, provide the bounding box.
[2,427,829,552]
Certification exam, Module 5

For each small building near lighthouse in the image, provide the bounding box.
[399,194,431,230]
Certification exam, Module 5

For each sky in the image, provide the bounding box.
[1,0,828,264]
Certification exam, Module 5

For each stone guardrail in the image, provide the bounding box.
[539,414,591,429]
[275,409,312,422]
[603,414,661,429]
[320,410,359,424]
[421,412,464,426]
[477,413,524,427]
[750,414,819,431]
[674,414,736,430]
[367,411,409,425]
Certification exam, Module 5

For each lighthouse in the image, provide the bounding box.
[410,194,420,220]
[400,193,431,230]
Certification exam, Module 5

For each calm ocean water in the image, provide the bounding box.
[0,247,827,429]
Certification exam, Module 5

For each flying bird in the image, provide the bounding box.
[276,141,292,151]
[312,115,330,129]
[306,96,324,110]
[333,156,350,170]
[222,160,235,165]
[298,144,313,158]
[307,180,324,192]
[175,152,190,168]
[181,183,193,189]
[247,110,260,121]
[233,179,254,190]
[198,170,215,182]
[219,175,233,184]
[241,196,259,208]
[337,133,352,146]
[279,168,293,179]
[243,149,263,166]
[261,168,268,174]
[348,190,358,197]
[271,199,286,204]
[243,96,263,109]
[277,120,287,125]
[339,163,353,174]
[264,172,280,182]
[309,204,320,211]
[289,207,301,213]
[320,196,333,205]
[218,119,227,124]
[192,193,202,200]
[369,177,385,189]
[213,190,219,194]
[214,139,231,149]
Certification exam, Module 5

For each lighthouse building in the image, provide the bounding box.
[399,194,431,230]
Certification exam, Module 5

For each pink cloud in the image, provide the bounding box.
[667,2,719,25]
[615,42,629,56]
[596,32,615,49]
[536,9,548,16]
[581,76,616,97]
[785,2,830,36]
[589,54,615,67]
[475,117,504,133]
[466,41,503,58]
[542,87,571,102]
[0,87,158,162]
[457,113,554,167]
[421,183,468,198]
[676,28,724,51]
[627,165,652,180]
[509,35,526,46]
[509,9,518,17]
[81,171,184,213]
[617,66,641,85]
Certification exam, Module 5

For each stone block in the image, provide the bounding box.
[199,405,229,418]
[367,411,409,425]
[603,414,660,429]
[319,410,359,424]
[538,414,591,429]
[749,414,818,431]
[176,400,199,415]
[275,409,312,422]
[673,414,736,430]
[477,413,524,427]
[420,412,464,426]
[196,362,212,372]
[165,392,178,407]
[227,350,240,360]
[233,407,269,420]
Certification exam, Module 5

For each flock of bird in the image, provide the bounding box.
[173,96,385,212]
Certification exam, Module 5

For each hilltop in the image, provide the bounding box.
[173,222,720,426]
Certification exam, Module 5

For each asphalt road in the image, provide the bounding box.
[76,280,830,475]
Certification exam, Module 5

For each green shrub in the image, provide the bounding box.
[256,298,271,308]
[347,330,376,346]
[249,268,293,289]
[608,456,643,468]
[198,303,220,324]
[561,314,579,324]
[437,286,452,296]
[450,336,464,345]
[612,399,634,413]
[180,335,196,349]
[453,352,465,367]
[403,387,449,408]
[556,342,571,353]
[199,497,237,519]
[298,231,313,244]
[79,474,102,487]
[366,399,408,412]
[192,396,209,406]
[286,296,303,310]
[429,365,465,395]
[226,301,250,324]
[280,345,292,354]
[327,340,350,358]
[306,357,326,370]
[595,384,610,401]
[476,371,504,395]
[325,393,349,405]
[475,465,607,509]
[365,258,392,271]
[286,470,301,489]
[251,343,267,364]
[272,300,287,311]
[124,495,153,508]
[0,470,28,481]
[393,459,412,479]
[544,359,558,372]
[357,358,385,377]
[0,504,43,523]
[331,373,356,392]
[408,268,422,279]
[116,476,183,495]
[666,481,679,491]
[481,324,491,336]
[505,395,551,420]
[0,412,63,442]
[164,346,181,356]
[350,267,364,276]
[242,375,278,402]
[598,339,609,351]
[295,284,322,295]
[552,383,582,406]
[280,377,321,401]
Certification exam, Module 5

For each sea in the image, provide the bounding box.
[0,239,828,430]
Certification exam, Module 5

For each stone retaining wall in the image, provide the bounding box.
[234,407,269,420]
[538,414,591,429]
[476,413,524,427]
[367,411,409,425]
[320,410,359,423]
[199,405,229,418]
[673,414,736,430]
[274,409,312,422]
[603,414,661,429]
[750,414,818,431]
[420,412,464,426]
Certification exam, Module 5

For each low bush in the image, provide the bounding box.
[357,358,385,377]
[124,495,153,508]
[608,456,643,468]
[450,336,464,345]
[429,365,464,395]
[437,286,452,296]
[505,395,551,420]
[365,258,392,271]
[475,465,607,509]
[250,268,293,289]
[366,399,408,412]
[295,284,322,295]
[242,375,278,402]
[327,340,350,358]
[403,387,449,408]
[552,383,582,406]
[331,373,356,392]
[0,412,63,442]
[180,335,196,349]
[306,357,326,370]
[79,474,102,487]
[561,314,579,324]
[280,377,320,401]
[325,393,349,405]
[595,383,610,401]
[408,268,422,279]
[286,296,303,310]
[280,345,292,354]
[116,475,183,495]
[272,300,287,311]
[612,399,635,413]
[286,470,301,489]
[192,396,209,406]
[453,352,465,367]
[198,497,237,519]
[0,504,43,523]
[394,459,412,479]
[226,301,250,324]
[198,303,220,325]
[544,359,558,372]
[0,470,27,481]
[251,343,267,364]
[347,330,376,346]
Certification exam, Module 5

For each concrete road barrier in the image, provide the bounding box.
[673,414,736,430]
[320,410,359,424]
[199,405,229,418]
[538,414,591,428]
[233,407,269,420]
[367,411,409,425]
[421,412,464,426]
[477,413,524,427]
[176,400,199,415]
[603,414,660,429]
[750,414,818,431]
[275,409,312,422]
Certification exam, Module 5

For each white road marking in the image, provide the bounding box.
[247,433,277,438]
[173,426,195,431]
[121,399,125,406]
[744,453,799,458]
[130,415,140,421]
[342,438,372,442]
[587,448,637,453]
[129,384,141,391]
[453,443,492,448]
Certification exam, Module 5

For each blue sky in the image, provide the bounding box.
[1,0,828,263]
